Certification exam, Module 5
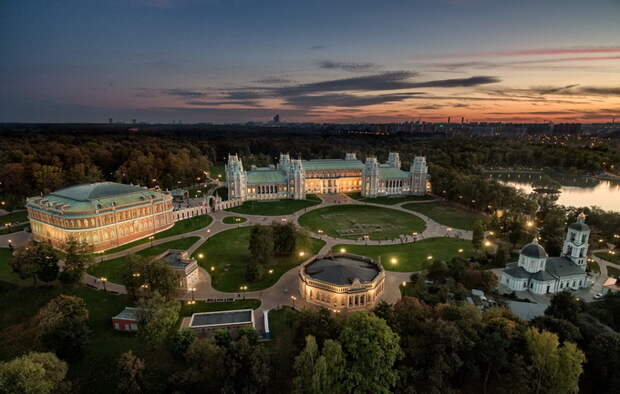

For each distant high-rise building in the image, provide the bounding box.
[273,114,280,123]
[108,118,113,124]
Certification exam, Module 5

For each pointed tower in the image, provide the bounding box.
[225,154,247,200]
[290,159,305,200]
[362,157,380,197]
[345,153,357,161]
[278,153,291,172]
[562,213,590,270]
[387,152,401,169]
[410,156,428,196]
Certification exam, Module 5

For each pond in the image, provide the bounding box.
[487,172,620,212]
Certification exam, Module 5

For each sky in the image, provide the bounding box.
[1,0,619,123]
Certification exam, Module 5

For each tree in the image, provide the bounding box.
[273,222,296,256]
[493,243,509,267]
[35,295,91,359]
[137,292,180,346]
[169,329,196,359]
[245,262,264,282]
[338,312,401,394]
[587,332,620,392]
[9,242,60,285]
[249,225,274,264]
[538,205,566,256]
[530,316,582,344]
[116,351,146,394]
[122,255,181,299]
[292,336,346,394]
[0,352,68,394]
[545,291,582,322]
[472,220,485,250]
[59,237,94,285]
[525,327,585,394]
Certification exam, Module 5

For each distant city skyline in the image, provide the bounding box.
[1,0,618,123]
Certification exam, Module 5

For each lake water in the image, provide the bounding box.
[487,172,620,212]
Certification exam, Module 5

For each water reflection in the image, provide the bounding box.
[487,172,620,212]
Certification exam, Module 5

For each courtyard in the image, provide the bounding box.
[298,204,426,240]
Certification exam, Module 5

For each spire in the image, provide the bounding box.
[577,212,586,223]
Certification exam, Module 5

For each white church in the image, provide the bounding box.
[500,213,593,295]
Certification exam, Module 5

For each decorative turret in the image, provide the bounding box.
[562,213,590,269]
[225,154,247,200]
[409,156,428,196]
[362,157,380,197]
[387,152,401,169]
[345,153,357,161]
[290,159,305,200]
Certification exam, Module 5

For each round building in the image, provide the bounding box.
[298,253,385,311]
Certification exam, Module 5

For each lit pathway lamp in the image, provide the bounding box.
[290,295,297,308]
[149,235,155,248]
[100,277,107,292]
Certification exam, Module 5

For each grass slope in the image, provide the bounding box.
[88,237,200,284]
[298,204,426,240]
[347,192,433,205]
[222,216,247,224]
[332,237,474,272]
[191,227,325,292]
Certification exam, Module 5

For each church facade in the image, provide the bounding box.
[500,214,592,295]
[225,152,429,201]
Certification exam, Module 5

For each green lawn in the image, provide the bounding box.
[222,216,247,224]
[226,199,320,216]
[0,210,28,225]
[191,227,325,292]
[402,202,483,231]
[595,252,620,265]
[208,164,226,181]
[347,192,433,205]
[608,265,620,278]
[88,237,200,284]
[331,237,475,272]
[298,204,426,240]
[103,215,212,255]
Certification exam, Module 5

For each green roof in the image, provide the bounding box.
[28,182,170,214]
[302,159,365,171]
[246,170,287,184]
[379,167,410,179]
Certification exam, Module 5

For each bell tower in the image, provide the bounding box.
[562,213,590,270]
[362,157,380,197]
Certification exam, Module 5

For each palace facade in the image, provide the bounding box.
[500,214,592,295]
[298,253,385,311]
[226,152,429,201]
[27,182,175,252]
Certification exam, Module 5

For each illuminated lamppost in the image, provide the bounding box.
[340,248,346,253]
[100,277,107,292]
[149,235,154,248]
[290,295,297,308]
[390,257,398,265]
[298,251,305,258]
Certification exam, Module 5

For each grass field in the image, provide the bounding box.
[347,192,434,205]
[298,204,426,240]
[402,201,483,231]
[595,251,620,265]
[103,215,212,255]
[191,227,325,292]
[222,216,247,224]
[331,237,475,272]
[226,199,320,216]
[0,247,32,285]
[88,237,200,284]
[0,210,28,225]
[608,265,620,278]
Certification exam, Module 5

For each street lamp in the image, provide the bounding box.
[198,253,204,259]
[290,295,297,308]
[390,257,398,265]
[298,251,305,257]
[340,248,346,253]
[100,277,107,292]
[526,221,534,228]
[210,266,215,272]
[148,235,154,248]
[484,240,492,247]
[427,255,433,260]
[458,248,464,253]
[268,269,274,274]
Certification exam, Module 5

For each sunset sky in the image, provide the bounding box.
[1,0,619,123]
